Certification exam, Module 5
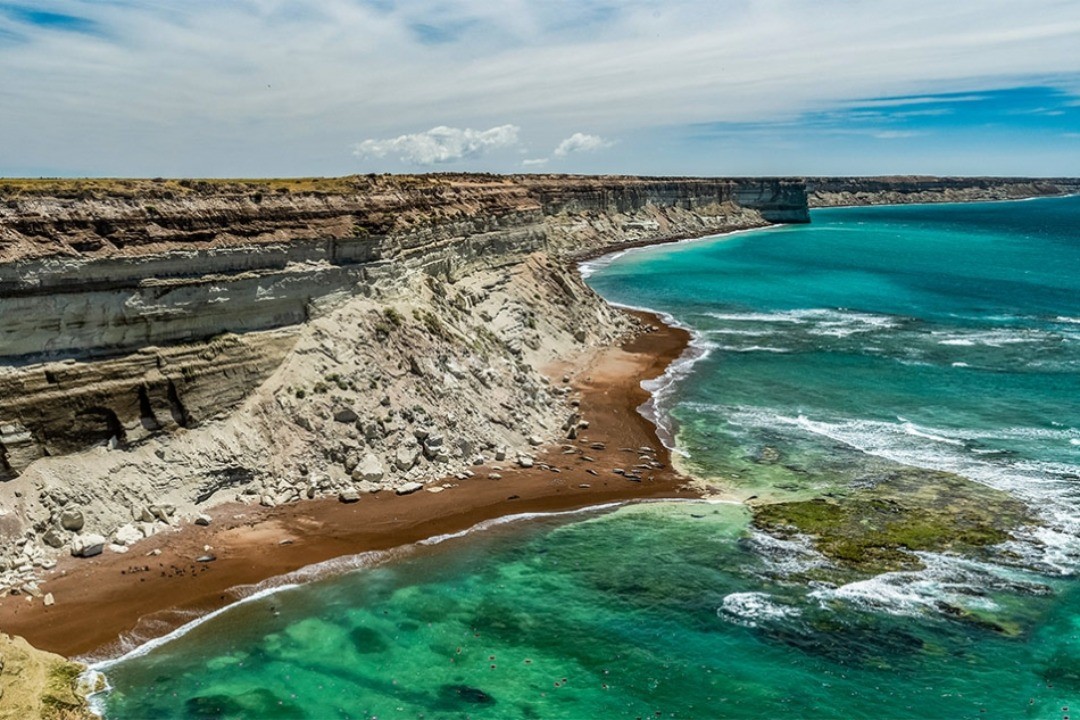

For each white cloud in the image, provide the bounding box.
[553,133,613,157]
[353,124,520,165]
[521,157,549,167]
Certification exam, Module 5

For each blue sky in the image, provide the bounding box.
[1,0,1079,177]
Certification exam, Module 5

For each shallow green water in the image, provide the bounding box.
[96,503,1079,719]
[99,198,1080,718]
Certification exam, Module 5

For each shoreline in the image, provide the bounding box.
[0,308,697,660]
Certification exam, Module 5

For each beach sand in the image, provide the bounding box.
[0,310,695,659]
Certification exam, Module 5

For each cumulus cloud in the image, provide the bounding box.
[353,124,520,165]
[553,133,613,157]
[521,157,549,167]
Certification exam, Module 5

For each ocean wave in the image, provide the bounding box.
[896,419,966,446]
[418,502,628,546]
[744,528,830,578]
[712,344,791,354]
[808,552,1051,618]
[704,308,901,337]
[933,328,1050,347]
[88,581,304,671]
[718,592,802,627]
[704,328,778,337]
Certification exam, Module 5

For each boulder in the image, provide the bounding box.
[59,509,84,532]
[113,524,143,547]
[194,513,212,526]
[351,453,385,483]
[528,435,543,447]
[396,482,424,496]
[395,446,420,472]
[517,455,535,469]
[333,407,359,424]
[338,488,361,503]
[70,534,106,558]
[42,528,64,549]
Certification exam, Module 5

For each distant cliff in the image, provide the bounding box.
[806,176,1080,207]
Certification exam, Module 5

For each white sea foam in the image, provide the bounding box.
[418,502,628,546]
[713,344,791,354]
[810,553,995,616]
[744,528,830,578]
[89,582,304,670]
[719,592,802,627]
[704,308,900,337]
[933,328,1052,347]
[898,420,966,446]
[705,328,778,337]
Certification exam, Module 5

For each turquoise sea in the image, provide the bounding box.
[96,197,1080,719]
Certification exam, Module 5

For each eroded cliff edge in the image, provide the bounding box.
[0,174,807,590]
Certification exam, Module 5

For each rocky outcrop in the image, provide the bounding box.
[806,176,1080,207]
[0,632,96,720]
[0,173,808,586]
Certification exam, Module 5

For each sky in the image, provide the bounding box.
[1,0,1079,178]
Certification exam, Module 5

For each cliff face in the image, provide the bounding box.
[806,176,1080,207]
[0,174,806,588]
[0,176,805,473]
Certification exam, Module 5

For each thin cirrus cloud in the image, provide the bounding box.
[352,125,520,166]
[0,0,1078,175]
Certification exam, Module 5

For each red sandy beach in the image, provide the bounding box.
[0,310,697,659]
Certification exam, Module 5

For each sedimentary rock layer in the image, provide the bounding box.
[0,175,804,476]
[0,174,805,587]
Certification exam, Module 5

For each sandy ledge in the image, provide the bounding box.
[0,308,696,660]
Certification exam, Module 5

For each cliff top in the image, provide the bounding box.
[1,174,1076,201]
[0,174,803,200]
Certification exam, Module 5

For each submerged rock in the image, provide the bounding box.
[752,468,1035,574]
[439,684,496,706]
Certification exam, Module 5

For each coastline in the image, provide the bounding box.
[0,307,697,660]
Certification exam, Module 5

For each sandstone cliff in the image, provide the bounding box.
[806,176,1080,207]
[0,174,807,591]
